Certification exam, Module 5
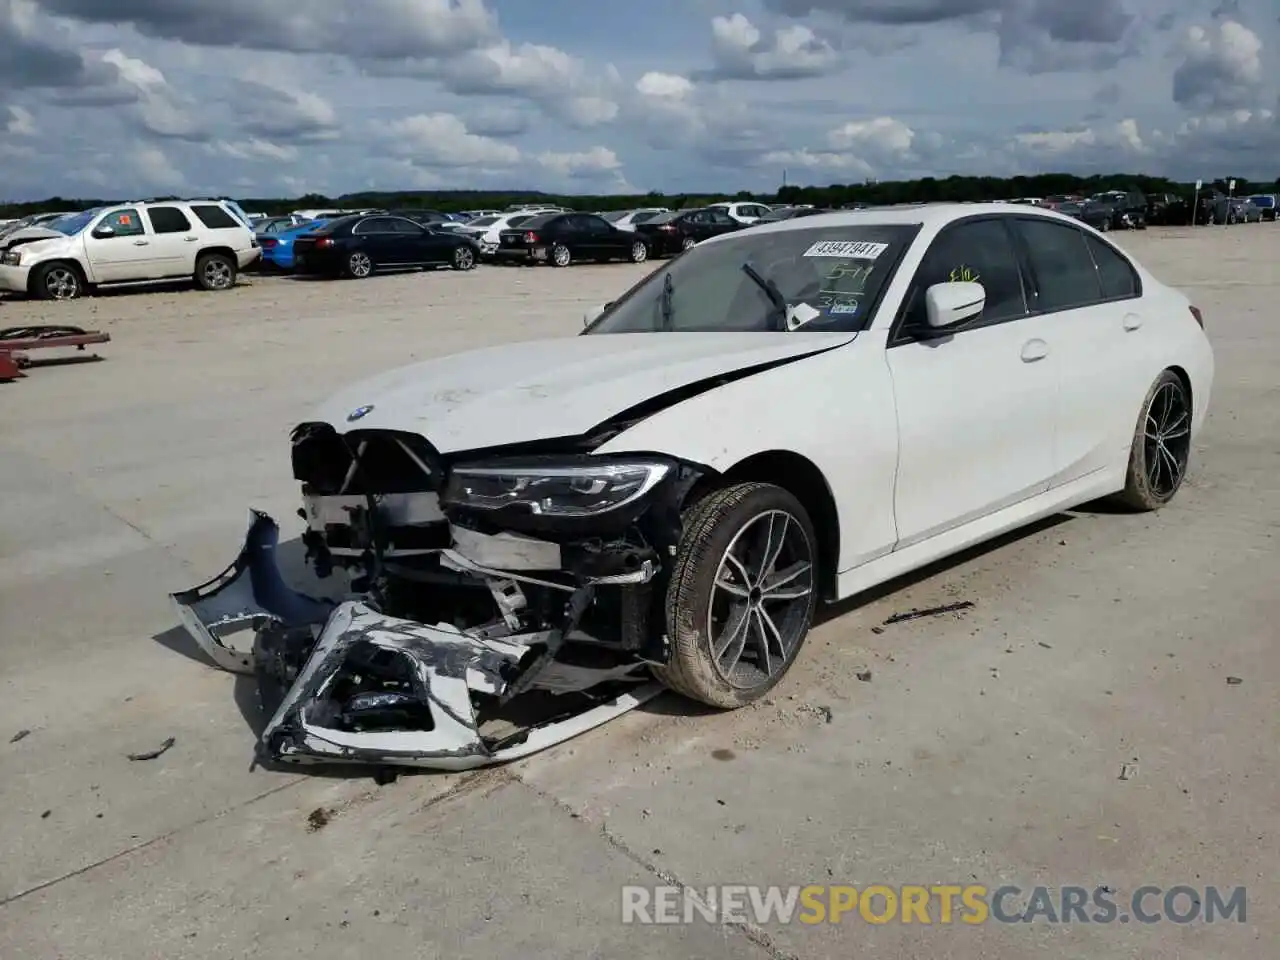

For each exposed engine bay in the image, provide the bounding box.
[171,423,708,770]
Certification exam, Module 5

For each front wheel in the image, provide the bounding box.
[1110,370,1192,511]
[629,240,648,263]
[195,253,236,291]
[451,245,476,270]
[31,262,84,300]
[655,482,819,708]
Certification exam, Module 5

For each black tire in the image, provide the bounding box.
[31,262,84,301]
[451,245,476,270]
[1098,219,1110,232]
[1110,370,1193,511]
[629,239,649,263]
[195,253,237,291]
[681,236,697,251]
[344,250,374,279]
[550,243,571,267]
[655,482,819,708]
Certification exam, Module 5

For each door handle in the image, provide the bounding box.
[183,236,198,242]
[133,240,149,246]
[1021,338,1049,362]
[1122,313,1142,331]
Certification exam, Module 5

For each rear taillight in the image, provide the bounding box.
[1189,305,1204,329]
[315,237,333,248]
[659,224,675,232]
[260,237,277,248]
[524,231,539,244]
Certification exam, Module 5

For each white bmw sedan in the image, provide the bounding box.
[172,203,1213,770]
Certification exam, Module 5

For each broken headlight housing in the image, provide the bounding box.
[442,457,672,535]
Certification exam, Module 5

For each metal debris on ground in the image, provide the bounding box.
[9,729,31,743]
[1226,676,1243,685]
[1119,762,1139,781]
[854,666,872,682]
[883,600,975,625]
[127,736,176,761]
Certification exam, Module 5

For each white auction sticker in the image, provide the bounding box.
[802,240,888,259]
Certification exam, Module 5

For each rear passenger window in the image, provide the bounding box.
[1016,218,1102,311]
[1086,235,1139,300]
[147,206,191,234]
[190,204,239,229]
[904,219,1028,330]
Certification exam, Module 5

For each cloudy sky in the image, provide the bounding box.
[1,0,1277,199]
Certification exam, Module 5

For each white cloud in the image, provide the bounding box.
[380,112,521,168]
[131,145,184,189]
[1173,19,1264,111]
[709,12,840,79]
[635,71,694,99]
[828,117,915,153]
[5,105,36,136]
[537,146,622,177]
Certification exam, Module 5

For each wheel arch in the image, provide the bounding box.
[27,258,88,297]
[196,245,236,265]
[686,449,841,601]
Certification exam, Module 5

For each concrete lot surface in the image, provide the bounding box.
[1,234,1276,958]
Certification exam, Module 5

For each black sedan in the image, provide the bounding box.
[292,214,480,278]
[494,212,651,266]
[755,206,835,223]
[632,207,745,257]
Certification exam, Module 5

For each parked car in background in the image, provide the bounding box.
[600,208,669,231]
[757,206,833,222]
[259,218,331,270]
[451,212,537,257]
[1236,198,1263,223]
[1145,193,1188,225]
[494,211,651,266]
[708,201,772,224]
[1055,200,1117,231]
[0,199,259,300]
[1249,195,1277,221]
[1088,190,1148,229]
[634,207,748,256]
[291,213,480,278]
[254,215,305,236]
[459,209,503,220]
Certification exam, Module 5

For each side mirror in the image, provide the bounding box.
[923,281,984,332]
[583,301,612,327]
[92,225,115,238]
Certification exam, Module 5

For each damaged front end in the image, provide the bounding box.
[171,424,706,770]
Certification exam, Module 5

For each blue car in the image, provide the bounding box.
[260,219,330,269]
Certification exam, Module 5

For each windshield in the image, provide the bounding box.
[631,211,662,224]
[601,210,629,222]
[1249,195,1274,207]
[469,216,500,226]
[586,223,919,334]
[50,210,98,235]
[516,213,557,230]
[646,211,679,225]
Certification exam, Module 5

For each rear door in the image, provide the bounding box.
[886,216,1059,547]
[1011,217,1148,486]
[143,204,199,277]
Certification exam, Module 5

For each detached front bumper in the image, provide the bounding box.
[171,510,660,771]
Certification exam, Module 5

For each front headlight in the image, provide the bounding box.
[1,250,21,266]
[443,458,671,518]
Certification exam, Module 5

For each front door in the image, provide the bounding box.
[82,208,159,282]
[886,217,1059,548]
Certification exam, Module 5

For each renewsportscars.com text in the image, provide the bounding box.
[621,884,1247,926]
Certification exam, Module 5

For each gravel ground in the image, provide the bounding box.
[1,231,1276,959]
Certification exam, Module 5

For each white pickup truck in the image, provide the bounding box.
[0,199,260,300]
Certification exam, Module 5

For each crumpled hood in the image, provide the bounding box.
[309,331,856,453]
[0,227,62,251]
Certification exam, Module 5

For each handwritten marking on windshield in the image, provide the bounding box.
[803,240,888,259]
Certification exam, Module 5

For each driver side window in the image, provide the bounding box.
[97,209,144,238]
[901,219,1028,334]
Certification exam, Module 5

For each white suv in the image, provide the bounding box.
[0,199,260,300]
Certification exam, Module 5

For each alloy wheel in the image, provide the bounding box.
[44,267,80,300]
[630,241,647,263]
[552,245,570,266]
[1143,379,1191,499]
[348,252,372,277]
[203,258,233,289]
[706,509,815,689]
[454,247,475,270]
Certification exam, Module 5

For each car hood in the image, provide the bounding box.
[0,227,63,250]
[309,331,856,453]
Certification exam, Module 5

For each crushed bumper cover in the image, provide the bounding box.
[170,510,661,771]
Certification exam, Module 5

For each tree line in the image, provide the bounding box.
[3,173,1277,219]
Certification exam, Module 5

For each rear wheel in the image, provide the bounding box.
[655,483,819,708]
[451,245,476,271]
[1111,370,1192,511]
[681,236,697,251]
[550,243,571,267]
[345,250,373,279]
[629,240,649,263]
[195,253,236,291]
[31,262,84,300]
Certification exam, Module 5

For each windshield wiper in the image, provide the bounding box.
[659,271,674,331]
[741,261,788,331]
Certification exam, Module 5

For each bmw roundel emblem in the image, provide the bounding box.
[347,404,374,422]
